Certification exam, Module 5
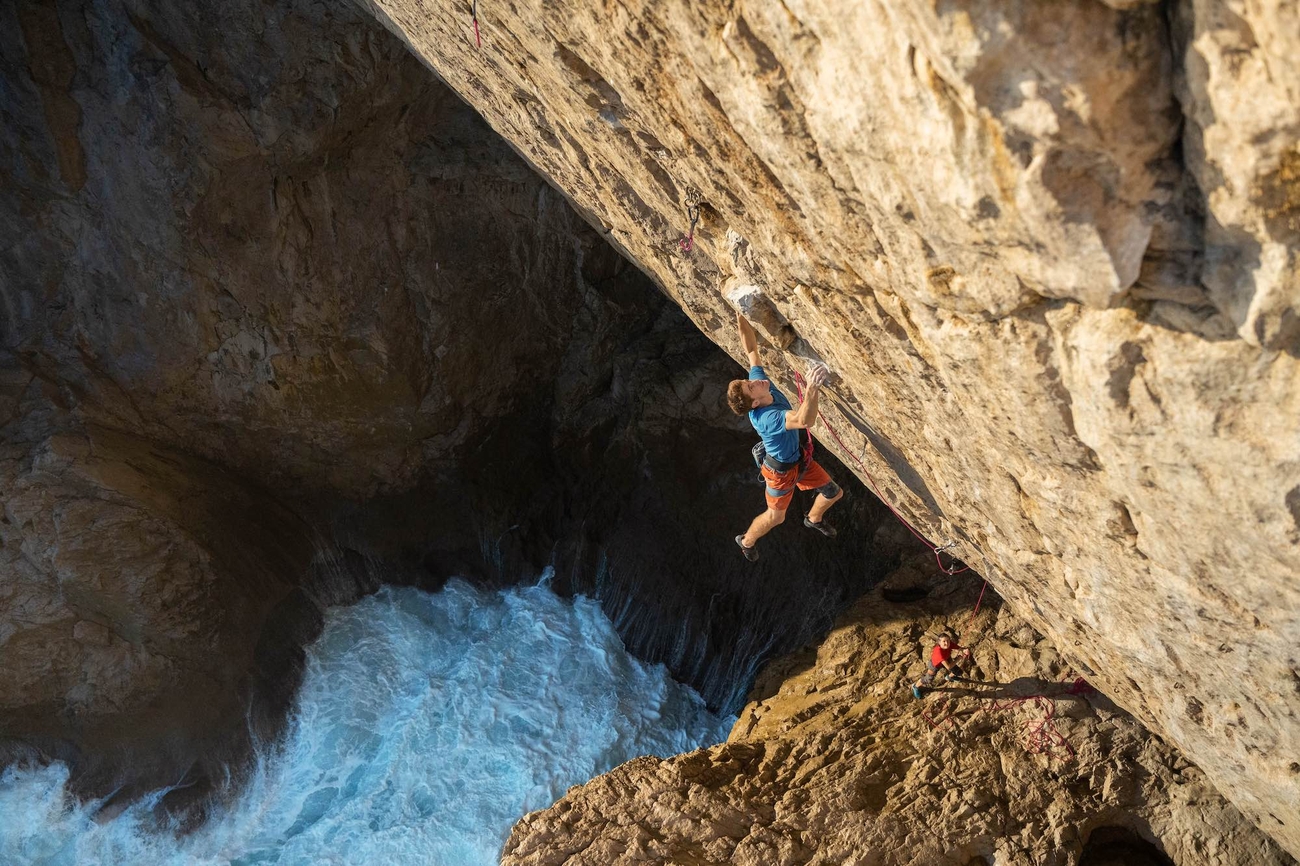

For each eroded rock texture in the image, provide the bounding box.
[0,425,314,803]
[360,0,1300,851]
[2,0,604,497]
[503,556,1292,866]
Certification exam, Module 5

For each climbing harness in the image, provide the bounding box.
[752,440,812,476]
[678,204,701,254]
[471,0,481,48]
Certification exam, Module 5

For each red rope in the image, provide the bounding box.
[1066,676,1094,696]
[787,365,1077,760]
[983,694,1076,762]
[920,682,1079,762]
[960,578,988,639]
[792,371,967,576]
[790,373,816,465]
[920,694,956,731]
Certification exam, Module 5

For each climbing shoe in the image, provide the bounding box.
[911,685,924,700]
[803,515,837,538]
[735,535,759,562]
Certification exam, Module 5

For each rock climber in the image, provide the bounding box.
[911,630,973,699]
[726,311,843,562]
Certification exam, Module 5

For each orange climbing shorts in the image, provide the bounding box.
[761,459,832,511]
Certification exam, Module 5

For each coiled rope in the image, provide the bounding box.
[785,361,1092,759]
[789,366,1085,761]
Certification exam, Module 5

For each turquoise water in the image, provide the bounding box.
[0,578,734,865]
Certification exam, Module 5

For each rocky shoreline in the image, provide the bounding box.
[503,553,1292,866]
[1,0,894,815]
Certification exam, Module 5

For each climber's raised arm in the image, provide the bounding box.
[736,311,761,368]
[784,362,827,430]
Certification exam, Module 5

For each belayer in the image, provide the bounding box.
[726,311,844,562]
[911,631,973,698]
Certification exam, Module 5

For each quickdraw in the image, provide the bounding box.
[678,204,701,253]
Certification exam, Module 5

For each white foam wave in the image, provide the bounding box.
[0,579,734,865]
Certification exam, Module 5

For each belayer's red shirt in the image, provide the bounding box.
[931,644,961,667]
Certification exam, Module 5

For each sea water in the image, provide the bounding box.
[0,578,734,865]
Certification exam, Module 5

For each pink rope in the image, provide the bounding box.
[922,677,1083,763]
[793,370,967,576]
[983,694,1076,762]
[959,579,988,639]
[791,366,1080,762]
[921,694,957,731]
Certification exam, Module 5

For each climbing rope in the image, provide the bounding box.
[918,677,1082,763]
[785,364,1092,754]
[784,363,1088,760]
[788,366,1083,760]
[920,694,957,732]
[956,555,1075,761]
[792,370,967,576]
[957,556,992,640]
[984,692,1077,762]
[917,676,1075,763]
[960,578,988,636]
[678,204,701,254]
[790,371,817,466]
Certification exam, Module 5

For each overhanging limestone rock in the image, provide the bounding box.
[1,0,900,802]
[359,0,1300,853]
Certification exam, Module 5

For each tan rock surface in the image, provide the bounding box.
[361,0,1300,851]
[1175,0,1300,348]
[503,557,1292,865]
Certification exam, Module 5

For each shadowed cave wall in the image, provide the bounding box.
[0,0,903,808]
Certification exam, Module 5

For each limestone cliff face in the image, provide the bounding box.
[2,0,607,798]
[503,556,1292,866]
[359,0,1300,852]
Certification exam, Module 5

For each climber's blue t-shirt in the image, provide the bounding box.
[748,366,800,464]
